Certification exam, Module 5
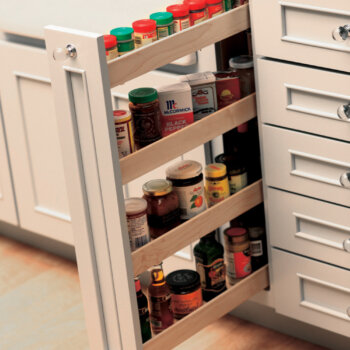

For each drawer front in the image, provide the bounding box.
[257,59,350,142]
[272,248,350,337]
[267,188,350,269]
[262,125,350,207]
[251,0,350,72]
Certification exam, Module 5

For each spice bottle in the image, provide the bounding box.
[223,0,233,11]
[194,231,226,301]
[128,88,162,149]
[229,55,255,98]
[132,19,157,48]
[206,0,224,18]
[184,0,208,26]
[204,163,230,207]
[135,277,152,343]
[214,71,241,110]
[110,27,135,56]
[113,110,135,158]
[166,4,191,32]
[103,35,118,61]
[148,263,174,334]
[150,12,174,39]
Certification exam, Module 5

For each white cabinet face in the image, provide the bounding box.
[0,42,73,244]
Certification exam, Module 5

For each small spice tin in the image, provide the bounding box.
[132,19,157,48]
[110,27,135,56]
[166,4,191,32]
[103,35,118,61]
[113,110,135,158]
[184,0,208,26]
[150,12,174,39]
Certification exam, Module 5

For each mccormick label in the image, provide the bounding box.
[158,83,194,137]
[173,17,190,33]
[214,72,241,110]
[134,31,157,48]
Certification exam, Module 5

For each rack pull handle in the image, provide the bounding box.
[337,104,350,121]
[340,172,350,188]
[333,25,350,41]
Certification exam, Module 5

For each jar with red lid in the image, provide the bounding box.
[166,4,191,32]
[184,0,208,26]
[103,35,118,61]
[132,19,157,48]
[206,0,224,18]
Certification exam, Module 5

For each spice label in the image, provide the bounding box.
[150,294,173,333]
[106,47,119,61]
[190,12,207,26]
[250,240,263,257]
[191,85,217,121]
[157,26,173,39]
[210,9,224,18]
[134,32,157,48]
[205,178,230,207]
[126,212,150,251]
[171,288,202,316]
[197,258,226,292]
[173,18,190,33]
[228,172,247,194]
[115,120,134,158]
[226,248,251,282]
[215,76,241,110]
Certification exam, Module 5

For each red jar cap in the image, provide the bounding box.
[225,227,247,237]
[132,19,156,33]
[206,0,222,4]
[184,0,207,11]
[166,4,189,17]
[104,35,117,49]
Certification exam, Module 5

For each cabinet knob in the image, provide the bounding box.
[344,239,350,253]
[66,44,77,58]
[340,172,350,188]
[332,25,350,41]
[337,104,350,121]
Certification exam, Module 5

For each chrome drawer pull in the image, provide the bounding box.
[344,239,350,253]
[337,104,350,121]
[340,172,350,188]
[333,25,350,41]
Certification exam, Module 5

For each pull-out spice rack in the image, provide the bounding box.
[45,4,269,350]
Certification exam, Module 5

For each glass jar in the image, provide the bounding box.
[206,0,224,18]
[166,160,207,220]
[132,19,157,48]
[103,35,118,61]
[166,4,191,32]
[229,55,255,98]
[150,12,174,39]
[110,27,135,56]
[113,109,135,159]
[142,179,181,238]
[184,0,208,26]
[128,88,162,149]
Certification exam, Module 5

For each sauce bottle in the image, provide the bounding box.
[135,277,152,343]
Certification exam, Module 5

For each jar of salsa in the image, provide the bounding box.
[206,0,224,18]
[166,4,191,32]
[132,19,157,48]
[128,88,162,149]
[110,27,135,56]
[229,55,255,98]
[103,35,118,61]
[142,179,181,238]
[184,0,208,26]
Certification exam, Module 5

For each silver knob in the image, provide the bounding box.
[337,104,350,121]
[344,238,350,252]
[333,25,350,41]
[340,172,350,188]
[66,44,77,58]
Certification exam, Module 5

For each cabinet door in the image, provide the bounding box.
[0,41,73,245]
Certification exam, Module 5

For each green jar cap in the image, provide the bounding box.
[129,88,158,104]
[150,12,173,25]
[110,27,134,41]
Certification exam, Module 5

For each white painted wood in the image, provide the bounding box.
[0,41,73,244]
[45,26,142,350]
[256,58,350,142]
[262,124,350,207]
[250,0,350,72]
[272,248,350,337]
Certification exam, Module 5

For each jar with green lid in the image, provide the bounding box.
[149,12,174,39]
[110,27,135,56]
[128,88,162,149]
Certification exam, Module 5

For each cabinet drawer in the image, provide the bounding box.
[251,0,350,72]
[267,188,350,269]
[257,59,350,142]
[272,248,350,337]
[262,125,350,207]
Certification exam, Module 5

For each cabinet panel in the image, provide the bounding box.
[0,41,73,245]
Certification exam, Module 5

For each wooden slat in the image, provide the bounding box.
[132,179,262,276]
[120,93,256,185]
[108,5,250,87]
[143,265,269,350]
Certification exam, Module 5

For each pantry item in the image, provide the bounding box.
[204,163,230,207]
[157,82,194,137]
[150,12,174,39]
[148,263,174,334]
[229,55,255,98]
[214,71,241,109]
[135,277,152,343]
[223,0,233,11]
[110,27,135,56]
[166,4,190,32]
[184,0,208,26]
[166,160,206,220]
[128,88,162,149]
[166,269,202,319]
[125,198,150,251]
[103,35,118,61]
[215,153,247,194]
[234,0,248,7]
[113,110,135,158]
[142,179,181,238]
[132,19,157,48]
[224,227,251,285]
[180,72,217,121]
[194,231,226,301]
[206,0,224,18]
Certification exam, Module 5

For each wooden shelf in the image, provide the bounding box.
[120,93,256,185]
[143,265,269,350]
[107,4,250,87]
[132,179,262,276]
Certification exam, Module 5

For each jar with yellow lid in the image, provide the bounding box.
[142,179,181,238]
[204,163,230,207]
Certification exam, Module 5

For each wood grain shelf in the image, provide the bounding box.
[107,4,250,87]
[132,179,263,276]
[143,265,269,350]
[120,93,256,185]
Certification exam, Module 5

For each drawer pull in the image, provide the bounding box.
[340,172,350,188]
[337,104,350,121]
[332,25,350,41]
[343,239,350,253]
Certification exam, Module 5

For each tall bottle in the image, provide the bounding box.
[148,263,174,334]
[194,232,226,301]
[134,277,152,343]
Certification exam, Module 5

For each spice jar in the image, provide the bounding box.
[166,269,202,319]
[223,0,233,11]
[113,110,135,158]
[150,12,174,39]
[103,35,118,61]
[184,0,208,26]
[206,0,224,18]
[229,55,255,98]
[204,163,230,207]
[142,179,181,238]
[166,4,191,32]
[166,160,207,220]
[224,227,251,285]
[128,88,162,149]
[110,27,135,56]
[132,19,157,48]
[125,198,150,251]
